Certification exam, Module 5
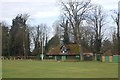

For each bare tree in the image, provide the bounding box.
[111,10,120,54]
[30,26,41,55]
[59,16,70,44]
[30,24,48,56]
[80,26,95,52]
[86,5,107,54]
[59,0,92,45]
[59,0,92,60]
[112,31,118,54]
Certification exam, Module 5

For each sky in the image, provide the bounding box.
[0,0,120,39]
[0,0,60,26]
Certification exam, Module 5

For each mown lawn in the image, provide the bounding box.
[2,60,118,78]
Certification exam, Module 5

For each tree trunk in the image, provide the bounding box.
[118,14,120,54]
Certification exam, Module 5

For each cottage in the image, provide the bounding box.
[46,44,81,61]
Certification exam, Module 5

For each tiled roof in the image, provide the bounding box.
[46,44,80,55]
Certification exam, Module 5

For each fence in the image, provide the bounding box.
[1,56,39,60]
[2,55,119,63]
[101,55,119,63]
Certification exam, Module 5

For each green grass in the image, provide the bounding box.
[2,60,118,78]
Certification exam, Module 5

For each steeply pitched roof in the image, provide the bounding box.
[46,44,80,55]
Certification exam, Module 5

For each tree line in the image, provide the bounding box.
[1,0,120,57]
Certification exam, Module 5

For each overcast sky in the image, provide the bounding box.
[0,0,120,39]
[0,0,119,26]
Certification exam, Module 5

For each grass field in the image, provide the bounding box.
[2,60,118,78]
